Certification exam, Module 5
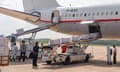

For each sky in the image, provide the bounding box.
[1,0,120,39]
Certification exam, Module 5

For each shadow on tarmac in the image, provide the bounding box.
[10,59,120,69]
[10,58,42,65]
[40,60,120,70]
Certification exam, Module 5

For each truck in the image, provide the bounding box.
[41,44,92,65]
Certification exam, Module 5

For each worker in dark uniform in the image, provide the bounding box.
[113,45,117,64]
[19,40,27,62]
[32,42,40,67]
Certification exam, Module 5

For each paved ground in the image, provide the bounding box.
[1,45,120,72]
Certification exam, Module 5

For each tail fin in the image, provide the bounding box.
[23,0,60,13]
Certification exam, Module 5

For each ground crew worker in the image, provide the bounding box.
[106,45,112,65]
[40,43,44,59]
[10,43,18,61]
[113,45,117,64]
[32,42,40,67]
[40,43,44,53]
[61,45,67,53]
[19,40,27,62]
[10,33,16,47]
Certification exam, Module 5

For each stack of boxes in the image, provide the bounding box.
[0,37,9,66]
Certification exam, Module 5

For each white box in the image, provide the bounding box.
[72,36,81,42]
[16,28,24,34]
[0,37,9,56]
[89,33,99,38]
[0,37,8,47]
[49,39,61,45]
[0,48,9,56]
[61,38,71,44]
[80,34,90,40]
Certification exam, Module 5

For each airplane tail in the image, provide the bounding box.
[23,0,60,13]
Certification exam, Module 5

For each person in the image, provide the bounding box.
[10,43,18,61]
[40,43,44,53]
[113,45,117,64]
[19,40,27,62]
[32,42,40,67]
[40,43,44,59]
[61,45,67,53]
[10,33,16,47]
[106,45,112,65]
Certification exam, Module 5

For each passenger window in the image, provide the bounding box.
[72,14,75,17]
[84,13,87,16]
[115,11,118,15]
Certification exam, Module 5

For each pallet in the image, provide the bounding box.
[0,56,9,66]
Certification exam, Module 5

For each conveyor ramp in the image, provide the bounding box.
[7,24,53,37]
[49,32,100,46]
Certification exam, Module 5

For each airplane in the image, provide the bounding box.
[1,0,120,39]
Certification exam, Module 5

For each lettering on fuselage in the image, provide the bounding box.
[66,9,78,12]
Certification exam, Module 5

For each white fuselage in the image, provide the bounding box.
[37,4,120,38]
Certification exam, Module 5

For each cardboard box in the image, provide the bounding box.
[61,38,71,44]
[49,39,61,45]
[0,37,9,66]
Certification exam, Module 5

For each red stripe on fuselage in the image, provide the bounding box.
[96,19,120,22]
[39,18,120,23]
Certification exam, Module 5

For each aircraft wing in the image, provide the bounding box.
[0,7,40,25]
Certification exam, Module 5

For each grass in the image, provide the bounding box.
[89,40,120,46]
[17,38,120,46]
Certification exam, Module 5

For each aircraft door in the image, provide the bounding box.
[51,10,60,24]
[88,24,102,38]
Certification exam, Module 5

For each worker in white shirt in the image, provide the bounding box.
[11,43,18,61]
[106,45,112,65]
[113,45,117,64]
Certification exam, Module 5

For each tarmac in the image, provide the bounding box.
[1,45,120,72]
